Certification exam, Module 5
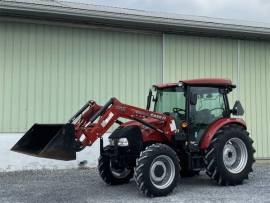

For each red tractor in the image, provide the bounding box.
[12,78,255,197]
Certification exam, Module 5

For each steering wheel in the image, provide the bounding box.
[173,107,185,113]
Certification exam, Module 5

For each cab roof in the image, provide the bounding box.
[154,78,235,89]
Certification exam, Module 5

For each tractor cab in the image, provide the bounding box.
[149,78,242,143]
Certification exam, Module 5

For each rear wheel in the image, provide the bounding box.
[134,143,180,197]
[98,146,134,185]
[204,124,255,185]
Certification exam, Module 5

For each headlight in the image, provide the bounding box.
[117,138,129,147]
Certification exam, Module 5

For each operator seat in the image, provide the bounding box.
[192,109,215,142]
[194,109,215,125]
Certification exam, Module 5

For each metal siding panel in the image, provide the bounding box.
[239,40,270,158]
[259,42,267,158]
[164,34,269,158]
[164,34,238,102]
[267,43,270,158]
[0,22,162,132]
[4,23,15,131]
[0,23,5,131]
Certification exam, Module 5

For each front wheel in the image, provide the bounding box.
[134,143,180,197]
[204,124,255,185]
[98,146,134,185]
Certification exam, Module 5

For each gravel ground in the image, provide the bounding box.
[0,163,269,203]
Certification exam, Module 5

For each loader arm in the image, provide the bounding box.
[11,97,176,161]
[72,98,175,148]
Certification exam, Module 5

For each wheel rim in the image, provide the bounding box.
[150,155,175,189]
[223,138,248,174]
[109,162,131,179]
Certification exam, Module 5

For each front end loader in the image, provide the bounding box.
[11,78,255,197]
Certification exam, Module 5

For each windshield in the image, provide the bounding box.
[154,87,186,113]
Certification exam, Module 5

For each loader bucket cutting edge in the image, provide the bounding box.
[11,123,76,161]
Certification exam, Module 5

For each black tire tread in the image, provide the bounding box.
[204,124,255,186]
[134,143,180,197]
[98,146,134,185]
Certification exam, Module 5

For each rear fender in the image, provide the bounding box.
[199,118,246,150]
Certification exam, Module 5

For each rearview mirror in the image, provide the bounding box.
[190,93,197,105]
[231,100,244,116]
[146,89,153,110]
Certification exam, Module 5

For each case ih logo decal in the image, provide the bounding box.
[150,113,166,121]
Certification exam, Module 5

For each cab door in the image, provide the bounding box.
[188,86,229,143]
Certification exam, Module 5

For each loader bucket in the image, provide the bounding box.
[11,123,76,161]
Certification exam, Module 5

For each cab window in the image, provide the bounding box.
[154,87,185,113]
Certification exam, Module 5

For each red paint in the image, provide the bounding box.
[121,117,162,127]
[121,118,169,142]
[142,130,167,143]
[154,78,234,89]
[199,118,246,149]
[74,98,175,147]
[181,78,233,86]
[154,82,178,89]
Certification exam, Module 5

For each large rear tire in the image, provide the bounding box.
[98,146,134,185]
[204,124,255,185]
[134,143,180,197]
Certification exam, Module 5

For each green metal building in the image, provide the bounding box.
[0,0,270,158]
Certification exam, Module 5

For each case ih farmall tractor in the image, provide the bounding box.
[12,78,255,197]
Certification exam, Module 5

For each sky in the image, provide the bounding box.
[67,0,270,24]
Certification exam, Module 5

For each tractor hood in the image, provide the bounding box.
[121,118,163,128]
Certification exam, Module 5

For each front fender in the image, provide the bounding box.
[109,126,143,152]
[199,118,246,150]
